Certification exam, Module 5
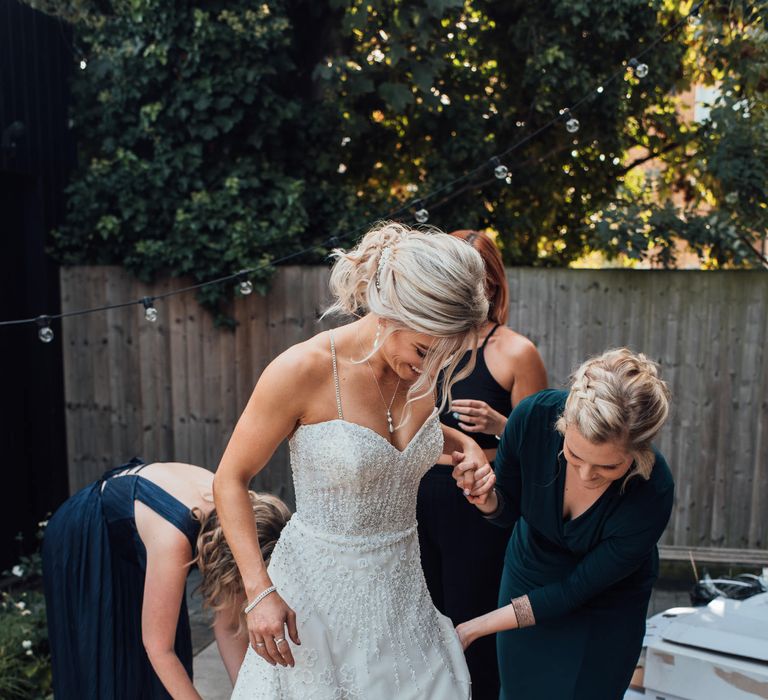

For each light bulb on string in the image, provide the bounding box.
[414,202,429,224]
[236,271,254,296]
[628,58,649,79]
[490,157,509,180]
[142,297,158,323]
[563,110,580,134]
[36,316,54,343]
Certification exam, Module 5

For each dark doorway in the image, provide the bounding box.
[0,0,74,570]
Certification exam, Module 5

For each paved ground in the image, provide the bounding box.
[188,570,232,699]
[194,642,232,700]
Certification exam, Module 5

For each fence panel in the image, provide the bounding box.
[61,267,768,550]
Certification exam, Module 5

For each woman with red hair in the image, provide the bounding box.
[417,230,547,699]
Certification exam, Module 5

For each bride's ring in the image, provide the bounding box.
[275,637,286,645]
[254,642,265,648]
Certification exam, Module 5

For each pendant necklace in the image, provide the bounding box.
[357,330,401,433]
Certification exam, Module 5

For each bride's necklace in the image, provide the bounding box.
[357,330,401,434]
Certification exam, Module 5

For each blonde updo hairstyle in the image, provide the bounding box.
[326,221,489,419]
[193,492,291,633]
[555,348,670,487]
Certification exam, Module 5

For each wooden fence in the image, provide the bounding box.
[61,266,768,551]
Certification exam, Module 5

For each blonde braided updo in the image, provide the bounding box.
[555,348,671,484]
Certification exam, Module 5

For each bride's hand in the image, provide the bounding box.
[246,590,300,667]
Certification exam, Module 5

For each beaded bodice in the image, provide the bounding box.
[287,331,444,538]
[289,414,443,537]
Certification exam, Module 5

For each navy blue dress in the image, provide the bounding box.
[42,459,200,699]
[491,391,674,700]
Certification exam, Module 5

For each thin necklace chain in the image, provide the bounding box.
[357,329,401,434]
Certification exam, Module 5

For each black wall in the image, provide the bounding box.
[0,0,74,569]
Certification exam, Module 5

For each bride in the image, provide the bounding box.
[214,221,490,698]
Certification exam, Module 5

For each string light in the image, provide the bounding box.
[563,110,580,133]
[628,58,649,79]
[36,316,54,344]
[142,297,158,323]
[1,0,708,338]
[491,157,509,179]
[688,5,702,26]
[236,271,254,296]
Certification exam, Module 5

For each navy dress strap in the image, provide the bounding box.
[134,478,200,550]
[100,456,146,482]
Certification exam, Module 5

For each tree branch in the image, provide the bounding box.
[617,141,686,176]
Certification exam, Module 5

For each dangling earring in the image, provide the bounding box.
[373,320,382,351]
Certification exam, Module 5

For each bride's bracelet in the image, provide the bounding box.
[244,585,277,615]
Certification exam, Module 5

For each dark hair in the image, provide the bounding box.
[450,230,509,325]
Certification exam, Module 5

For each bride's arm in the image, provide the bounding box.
[214,346,312,669]
[439,424,490,493]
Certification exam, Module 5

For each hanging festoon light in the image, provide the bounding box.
[236,270,254,296]
[562,109,580,134]
[414,201,429,224]
[36,316,54,343]
[628,57,649,79]
[490,156,509,180]
[142,297,158,323]
[687,4,701,26]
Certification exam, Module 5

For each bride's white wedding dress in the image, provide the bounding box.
[232,335,471,699]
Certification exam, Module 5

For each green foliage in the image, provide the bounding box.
[36,0,768,298]
[0,591,51,700]
[0,522,51,700]
[590,1,768,267]
[314,0,767,267]
[49,2,330,316]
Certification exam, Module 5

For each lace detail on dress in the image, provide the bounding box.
[232,412,472,699]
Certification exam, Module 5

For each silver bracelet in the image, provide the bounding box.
[244,585,277,615]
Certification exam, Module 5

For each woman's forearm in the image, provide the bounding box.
[147,649,203,700]
[212,474,271,596]
[460,603,519,648]
[441,424,477,455]
[214,613,249,685]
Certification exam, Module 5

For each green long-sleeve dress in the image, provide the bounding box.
[490,390,674,700]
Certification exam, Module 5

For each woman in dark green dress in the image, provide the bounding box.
[452,348,674,700]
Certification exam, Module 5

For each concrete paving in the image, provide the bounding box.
[194,641,233,700]
[187,570,234,699]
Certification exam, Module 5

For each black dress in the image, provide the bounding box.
[42,459,200,699]
[417,324,513,700]
[492,391,674,700]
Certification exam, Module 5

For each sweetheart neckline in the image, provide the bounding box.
[293,408,440,456]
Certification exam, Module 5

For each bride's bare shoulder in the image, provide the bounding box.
[259,330,335,388]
